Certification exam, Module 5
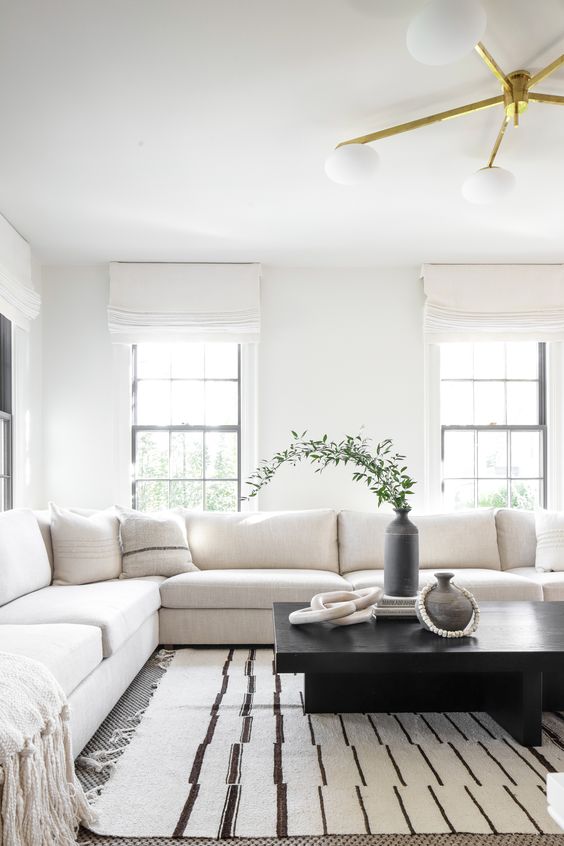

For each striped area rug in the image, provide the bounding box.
[86,648,564,838]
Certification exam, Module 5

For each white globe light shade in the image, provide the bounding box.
[324,143,379,185]
[407,0,487,65]
[462,166,516,204]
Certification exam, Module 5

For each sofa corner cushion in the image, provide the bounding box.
[0,509,52,606]
[159,568,351,609]
[179,509,339,572]
[0,623,103,696]
[50,503,122,585]
[495,508,536,570]
[0,578,162,657]
[345,568,542,601]
[338,508,500,574]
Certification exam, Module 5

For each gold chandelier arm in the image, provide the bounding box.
[337,95,504,147]
[529,91,564,105]
[474,42,511,91]
[488,114,510,167]
[528,55,564,89]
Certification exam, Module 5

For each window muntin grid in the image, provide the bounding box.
[131,343,241,512]
[440,342,546,510]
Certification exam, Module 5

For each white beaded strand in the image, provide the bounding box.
[416,581,480,638]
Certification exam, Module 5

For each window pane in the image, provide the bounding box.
[443,480,475,510]
[506,342,538,379]
[205,480,238,511]
[136,480,169,511]
[171,381,205,425]
[506,382,538,424]
[205,344,238,379]
[478,479,508,508]
[474,343,505,379]
[474,381,505,425]
[443,430,474,478]
[136,431,169,479]
[171,343,204,379]
[170,480,203,510]
[205,381,238,425]
[136,381,170,425]
[510,480,540,510]
[477,430,507,478]
[441,382,473,425]
[440,344,473,379]
[511,431,540,478]
[136,344,171,379]
[170,432,204,478]
[205,431,238,478]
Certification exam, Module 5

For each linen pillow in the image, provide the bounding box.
[49,503,122,585]
[116,507,198,578]
[535,510,564,572]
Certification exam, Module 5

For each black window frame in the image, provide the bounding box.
[441,342,547,509]
[0,313,12,511]
[131,343,242,511]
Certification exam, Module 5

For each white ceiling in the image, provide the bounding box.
[1,0,564,265]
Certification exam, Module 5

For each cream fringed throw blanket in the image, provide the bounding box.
[0,651,94,846]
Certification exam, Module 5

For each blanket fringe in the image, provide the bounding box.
[1,706,95,846]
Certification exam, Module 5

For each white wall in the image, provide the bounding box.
[256,267,424,511]
[38,264,425,511]
[41,265,117,507]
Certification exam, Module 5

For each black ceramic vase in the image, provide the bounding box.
[384,507,419,597]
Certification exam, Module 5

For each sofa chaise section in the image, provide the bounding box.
[0,623,103,696]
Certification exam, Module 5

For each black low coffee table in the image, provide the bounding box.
[274,601,564,746]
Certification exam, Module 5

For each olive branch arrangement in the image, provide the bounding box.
[245,431,416,509]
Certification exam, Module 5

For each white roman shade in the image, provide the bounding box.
[108,262,260,343]
[0,214,40,331]
[422,264,564,342]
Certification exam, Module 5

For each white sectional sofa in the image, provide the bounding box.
[0,505,561,758]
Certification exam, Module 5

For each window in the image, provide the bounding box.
[132,343,241,511]
[440,342,546,510]
[0,314,12,511]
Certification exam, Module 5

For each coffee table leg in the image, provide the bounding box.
[484,671,543,747]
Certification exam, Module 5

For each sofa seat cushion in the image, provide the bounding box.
[506,567,564,601]
[345,568,543,601]
[338,509,501,573]
[160,569,351,610]
[0,623,103,696]
[0,578,163,657]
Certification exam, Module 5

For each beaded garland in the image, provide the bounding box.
[416,580,480,638]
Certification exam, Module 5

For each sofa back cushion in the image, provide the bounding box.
[0,509,52,605]
[179,509,339,571]
[495,508,536,570]
[338,508,500,574]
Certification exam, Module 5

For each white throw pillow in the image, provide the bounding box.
[535,510,564,572]
[116,507,198,578]
[50,503,122,585]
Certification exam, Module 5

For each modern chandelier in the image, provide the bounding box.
[325,0,564,203]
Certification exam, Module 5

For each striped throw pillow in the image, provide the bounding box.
[535,510,564,572]
[117,508,198,578]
